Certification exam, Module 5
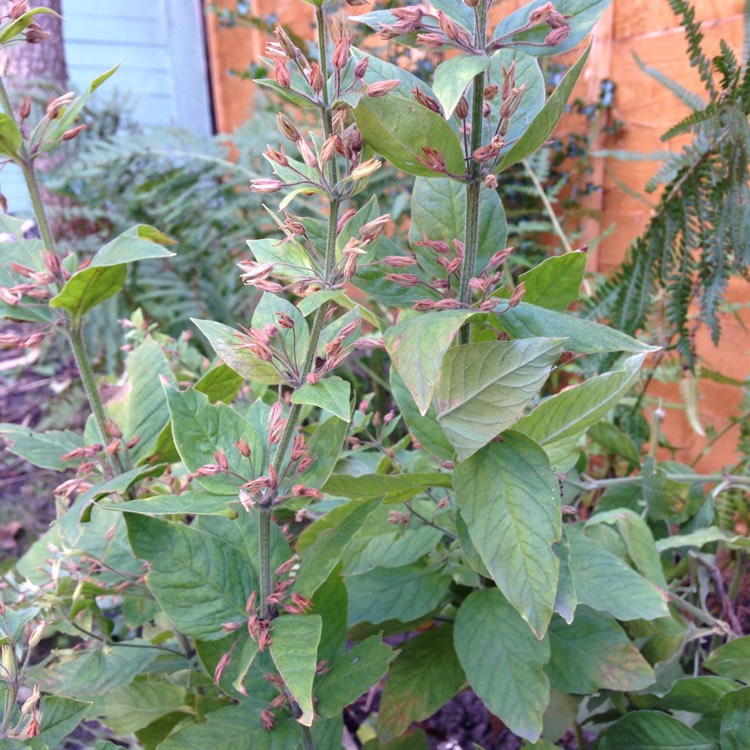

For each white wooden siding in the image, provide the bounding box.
[3,0,213,213]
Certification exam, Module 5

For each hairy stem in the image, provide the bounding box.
[67,323,126,474]
[0,76,129,476]
[458,0,488,345]
[258,10,340,626]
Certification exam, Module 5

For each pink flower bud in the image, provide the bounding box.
[365,79,399,97]
[529,2,556,25]
[62,124,87,141]
[385,255,418,268]
[545,26,570,46]
[250,179,285,193]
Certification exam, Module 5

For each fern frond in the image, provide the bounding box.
[633,51,707,111]
[715,40,741,90]
[661,102,721,141]
[667,0,716,96]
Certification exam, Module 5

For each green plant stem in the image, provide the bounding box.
[668,591,732,634]
[522,158,574,255]
[258,11,341,620]
[573,720,586,749]
[728,553,747,601]
[316,4,338,187]
[405,501,457,540]
[458,0,488,345]
[68,323,126,474]
[301,725,317,750]
[0,75,130,478]
[690,417,743,468]
[573,473,750,490]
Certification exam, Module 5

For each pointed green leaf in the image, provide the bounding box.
[391,369,454,460]
[157,703,301,750]
[493,44,591,171]
[385,310,474,415]
[409,177,507,281]
[433,56,490,118]
[519,252,587,310]
[430,0,473,30]
[546,607,654,693]
[346,564,451,626]
[49,264,127,319]
[598,711,716,750]
[588,420,640,464]
[492,302,658,353]
[37,696,91,749]
[253,293,310,368]
[294,415,349,490]
[567,526,670,621]
[294,497,381,599]
[344,526,443,576]
[553,530,577,624]
[248,236,313,279]
[50,225,174,319]
[42,65,120,151]
[38,641,163,698]
[93,682,185,735]
[291,376,351,421]
[192,318,281,384]
[336,195,380,258]
[379,625,465,740]
[350,48,439,101]
[194,363,244,405]
[165,386,262,494]
[454,589,550,742]
[719,686,750,750]
[195,512,291,578]
[270,615,322,726]
[488,49,545,150]
[90,224,176,266]
[316,635,394,719]
[0,424,82,470]
[353,95,465,178]
[107,336,174,463]
[0,113,22,158]
[656,527,747,553]
[98,492,238,517]
[436,338,565,460]
[321,472,452,501]
[642,459,704,524]
[0,6,59,45]
[586,508,667,587]
[454,433,561,637]
[514,353,647,470]
[126,514,257,639]
[493,1,611,57]
[705,636,750,683]
[657,676,741,714]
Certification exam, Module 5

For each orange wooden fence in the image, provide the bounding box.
[204,1,749,472]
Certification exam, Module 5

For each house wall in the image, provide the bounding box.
[2,0,213,213]
[205,1,749,472]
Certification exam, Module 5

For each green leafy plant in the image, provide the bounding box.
[590,0,750,365]
[1,1,749,749]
